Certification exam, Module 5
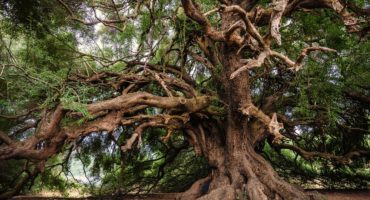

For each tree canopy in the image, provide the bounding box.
[0,0,369,199]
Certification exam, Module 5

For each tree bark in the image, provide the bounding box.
[179,6,324,199]
[180,113,324,200]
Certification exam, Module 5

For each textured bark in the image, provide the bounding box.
[179,2,330,199]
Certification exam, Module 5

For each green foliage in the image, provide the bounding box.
[0,0,369,197]
[262,141,370,189]
[60,89,91,119]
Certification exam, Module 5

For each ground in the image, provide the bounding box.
[10,190,370,200]
[318,190,370,200]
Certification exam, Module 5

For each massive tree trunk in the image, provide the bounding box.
[180,115,322,199]
[179,13,321,199]
[180,92,320,200]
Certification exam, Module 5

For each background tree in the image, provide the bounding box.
[0,0,369,199]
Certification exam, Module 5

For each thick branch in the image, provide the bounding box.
[177,174,212,200]
[230,50,270,79]
[253,0,361,33]
[220,4,265,47]
[241,103,284,143]
[121,115,186,151]
[268,0,288,45]
[0,106,65,160]
[271,46,336,71]
[88,92,210,115]
[0,130,13,145]
[65,111,122,139]
[181,0,225,41]
[344,90,370,105]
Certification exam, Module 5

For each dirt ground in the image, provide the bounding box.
[318,190,370,200]
[11,190,370,200]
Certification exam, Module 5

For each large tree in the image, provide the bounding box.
[0,0,369,199]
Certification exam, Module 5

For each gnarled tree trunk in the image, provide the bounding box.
[179,19,322,199]
[180,110,322,200]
